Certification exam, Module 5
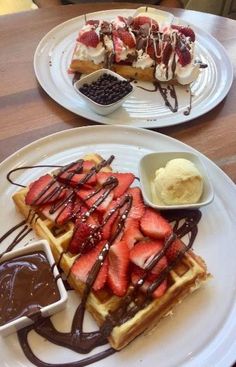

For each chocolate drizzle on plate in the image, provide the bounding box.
[1,156,202,367]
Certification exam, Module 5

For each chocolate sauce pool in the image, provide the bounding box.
[0,251,60,326]
[1,156,202,366]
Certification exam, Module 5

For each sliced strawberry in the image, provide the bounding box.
[25,174,64,206]
[162,43,173,65]
[171,25,195,42]
[68,221,100,255]
[58,172,97,188]
[86,20,99,27]
[121,217,143,249]
[39,200,73,225]
[165,238,185,262]
[60,161,83,175]
[101,203,119,240]
[131,266,167,298]
[77,188,114,212]
[140,208,172,239]
[107,240,130,297]
[132,16,159,31]
[130,240,167,274]
[126,187,145,219]
[175,41,191,66]
[71,242,108,291]
[82,160,96,172]
[78,30,100,48]
[147,41,155,59]
[117,29,136,48]
[96,172,135,198]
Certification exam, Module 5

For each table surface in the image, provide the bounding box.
[0,2,236,183]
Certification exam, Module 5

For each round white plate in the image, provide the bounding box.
[34,9,233,128]
[1,126,236,367]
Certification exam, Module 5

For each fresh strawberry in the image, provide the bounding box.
[175,41,191,66]
[39,200,73,225]
[112,30,125,63]
[117,29,136,48]
[60,161,83,174]
[121,217,143,249]
[25,174,64,206]
[71,242,108,291]
[82,160,96,172]
[78,30,100,48]
[86,20,99,27]
[131,266,167,298]
[76,188,114,212]
[107,240,130,296]
[162,43,173,65]
[101,202,119,240]
[165,238,185,262]
[68,221,100,254]
[96,172,135,198]
[126,187,145,219]
[171,25,195,42]
[58,172,96,188]
[130,240,167,274]
[147,42,155,59]
[140,208,172,239]
[132,16,159,31]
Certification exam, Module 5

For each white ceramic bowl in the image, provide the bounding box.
[0,240,68,336]
[139,151,214,210]
[74,69,134,116]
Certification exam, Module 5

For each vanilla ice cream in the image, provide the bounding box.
[154,158,203,205]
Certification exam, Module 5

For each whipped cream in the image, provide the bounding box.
[74,42,105,65]
[133,50,154,69]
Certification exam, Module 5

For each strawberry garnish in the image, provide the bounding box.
[86,20,99,27]
[77,188,114,212]
[121,217,143,249]
[82,160,96,172]
[140,208,172,239]
[175,40,191,66]
[130,240,167,274]
[78,30,100,48]
[72,242,108,291]
[165,238,185,262]
[101,202,119,240]
[131,266,167,298]
[117,29,136,48]
[25,174,64,206]
[162,43,173,65]
[132,16,159,31]
[107,240,130,297]
[39,199,73,225]
[96,172,135,198]
[126,187,145,219]
[171,25,195,42]
[147,41,155,60]
[68,221,101,255]
[58,172,97,188]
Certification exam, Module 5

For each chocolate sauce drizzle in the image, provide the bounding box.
[1,156,202,367]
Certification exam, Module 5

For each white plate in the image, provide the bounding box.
[34,9,233,128]
[0,126,236,367]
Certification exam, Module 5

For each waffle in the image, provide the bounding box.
[12,154,209,350]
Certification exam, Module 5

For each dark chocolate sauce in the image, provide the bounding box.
[0,251,60,326]
[1,156,202,367]
[184,86,193,116]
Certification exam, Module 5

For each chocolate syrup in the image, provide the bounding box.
[0,251,60,326]
[1,157,202,366]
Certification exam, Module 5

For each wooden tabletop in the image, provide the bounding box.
[0,2,236,183]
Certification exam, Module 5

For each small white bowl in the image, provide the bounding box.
[74,69,134,116]
[139,151,214,210]
[0,240,68,336]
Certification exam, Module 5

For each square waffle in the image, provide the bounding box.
[12,153,209,350]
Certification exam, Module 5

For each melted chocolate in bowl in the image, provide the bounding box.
[0,251,60,327]
[0,156,202,366]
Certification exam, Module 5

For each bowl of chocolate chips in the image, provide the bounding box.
[74,69,134,115]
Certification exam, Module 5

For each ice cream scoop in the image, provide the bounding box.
[154,158,203,205]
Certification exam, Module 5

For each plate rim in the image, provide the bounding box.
[33,8,234,129]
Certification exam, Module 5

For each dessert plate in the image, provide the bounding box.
[34,9,233,128]
[0,126,236,367]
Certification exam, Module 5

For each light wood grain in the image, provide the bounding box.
[0,3,236,182]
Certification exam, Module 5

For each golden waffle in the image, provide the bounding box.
[12,154,209,350]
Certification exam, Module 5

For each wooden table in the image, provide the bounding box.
[0,3,236,183]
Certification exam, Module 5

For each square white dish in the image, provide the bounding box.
[74,69,134,116]
[139,151,214,210]
[0,240,68,336]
